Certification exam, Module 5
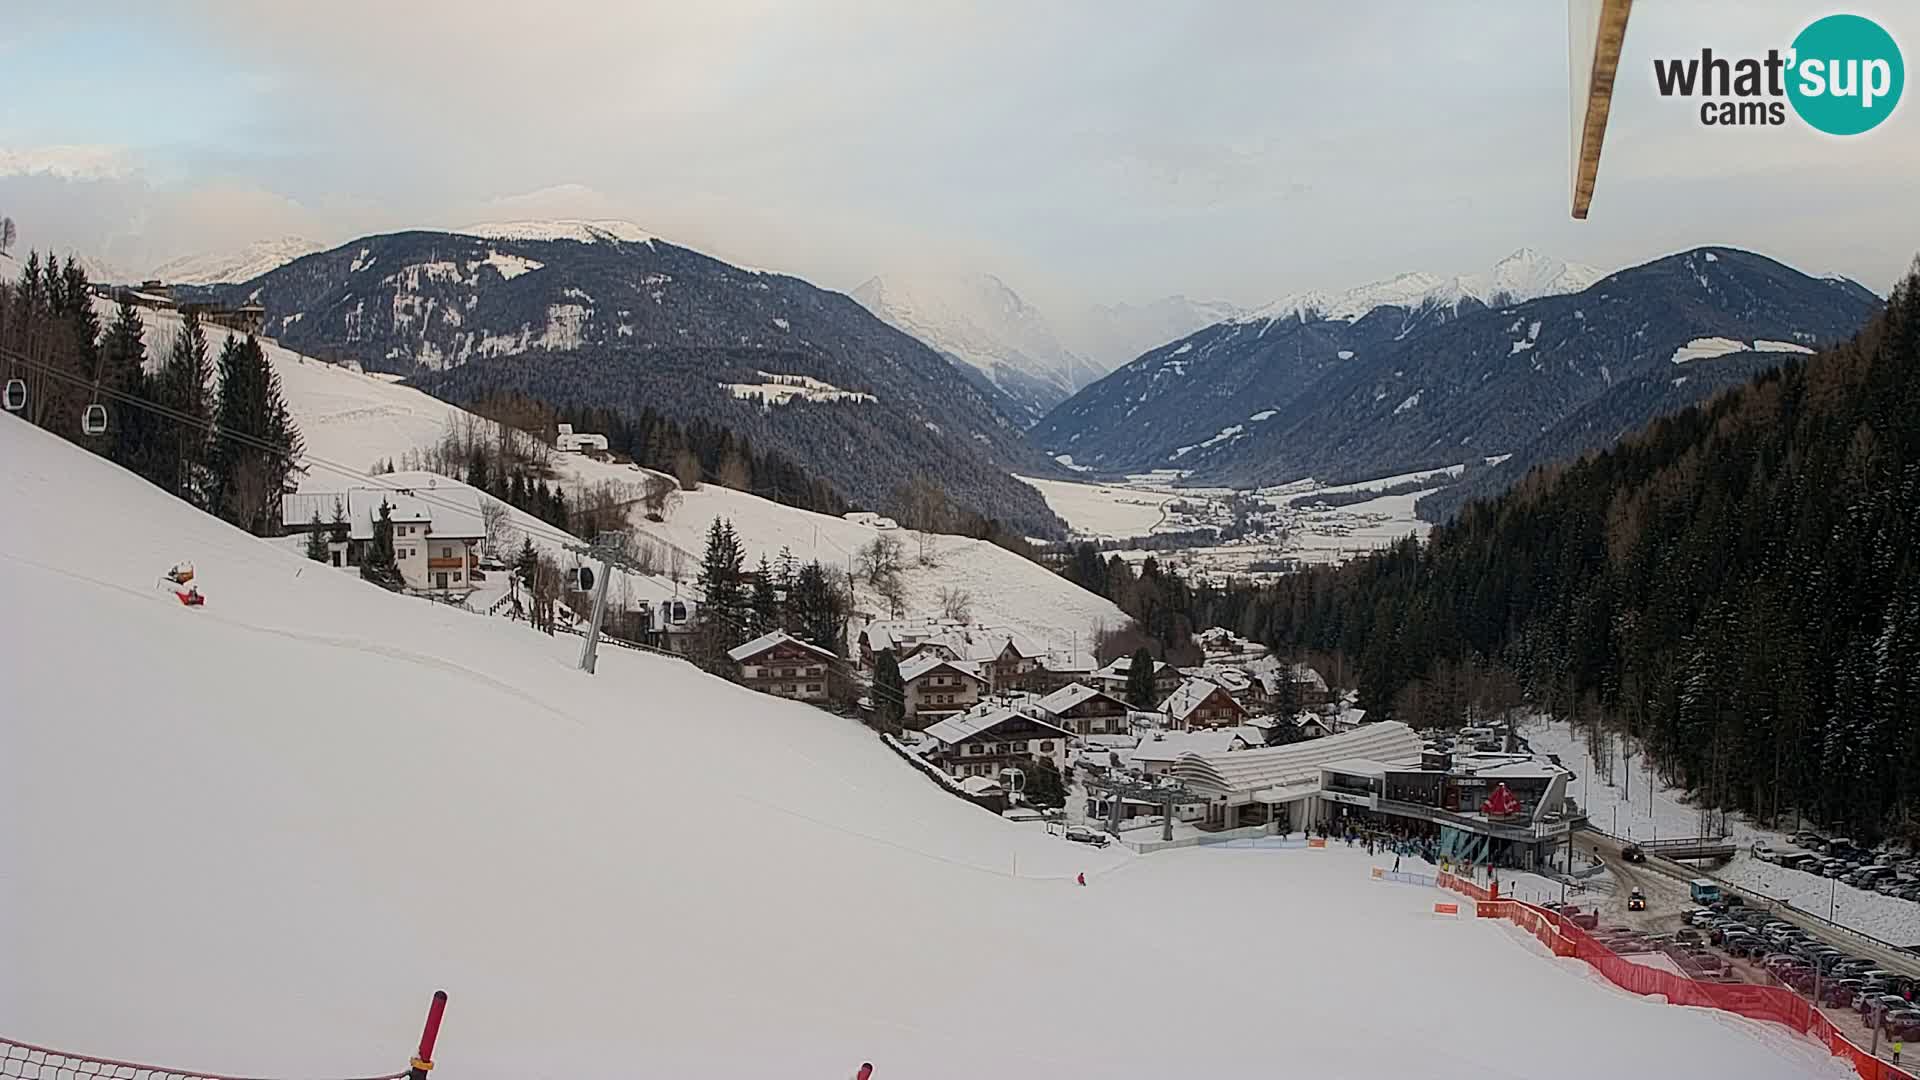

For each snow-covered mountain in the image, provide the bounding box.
[211,228,1066,536]
[1238,248,1603,325]
[149,237,325,285]
[1034,247,1880,499]
[852,271,1103,425]
[1059,295,1243,375]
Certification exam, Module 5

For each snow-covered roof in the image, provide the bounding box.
[1321,758,1391,779]
[923,706,1070,748]
[727,630,837,664]
[1129,729,1245,765]
[898,653,985,685]
[1171,721,1423,797]
[1468,760,1568,782]
[1096,656,1171,679]
[957,775,1004,795]
[1034,682,1123,715]
[1226,726,1271,749]
[1159,677,1243,723]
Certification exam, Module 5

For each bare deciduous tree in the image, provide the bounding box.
[938,586,972,622]
[480,498,516,560]
[859,535,904,585]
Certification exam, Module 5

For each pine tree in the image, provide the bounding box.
[516,537,539,588]
[749,554,778,634]
[1125,647,1157,709]
[359,500,406,591]
[305,512,330,562]
[872,649,905,731]
[209,335,302,534]
[696,518,747,628]
[153,310,214,507]
[790,560,844,654]
[1024,755,1067,810]
[99,296,148,472]
[328,497,351,544]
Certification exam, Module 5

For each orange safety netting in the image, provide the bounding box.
[1448,883,1919,1080]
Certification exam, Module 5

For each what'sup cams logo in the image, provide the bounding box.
[1654,13,1903,133]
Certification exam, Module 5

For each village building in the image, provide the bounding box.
[918,704,1072,781]
[554,423,609,454]
[1088,656,1183,702]
[898,654,988,726]
[1031,682,1131,737]
[283,486,484,593]
[1162,722,1577,866]
[1159,677,1249,730]
[727,631,837,704]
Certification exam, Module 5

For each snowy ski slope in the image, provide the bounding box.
[0,414,1852,1080]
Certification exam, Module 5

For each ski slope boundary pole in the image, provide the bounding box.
[409,991,448,1080]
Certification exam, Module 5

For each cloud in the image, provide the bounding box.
[0,145,140,181]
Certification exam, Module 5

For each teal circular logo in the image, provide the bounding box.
[1787,14,1904,135]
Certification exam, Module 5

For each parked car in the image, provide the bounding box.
[1726,936,1765,958]
[1861,993,1910,1020]
[1824,979,1867,1007]
[1885,1010,1920,1040]
[1063,825,1111,848]
[1752,841,1777,862]
[1676,928,1703,946]
[1687,909,1717,928]
[1852,986,1897,1012]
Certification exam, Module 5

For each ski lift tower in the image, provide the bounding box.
[566,531,643,674]
[1568,0,1634,219]
[1084,774,1210,843]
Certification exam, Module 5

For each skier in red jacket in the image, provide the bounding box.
[855,1063,873,1080]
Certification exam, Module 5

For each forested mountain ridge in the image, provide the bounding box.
[211,225,1066,537]
[1200,262,1920,838]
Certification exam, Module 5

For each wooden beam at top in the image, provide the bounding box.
[1572,0,1634,220]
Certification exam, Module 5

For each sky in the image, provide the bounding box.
[2,0,1916,314]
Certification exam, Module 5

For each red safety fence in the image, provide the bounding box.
[1457,889,1917,1080]
[2,992,446,1080]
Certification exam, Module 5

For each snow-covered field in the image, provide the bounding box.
[1016,475,1175,539]
[1019,468,1447,572]
[110,303,1125,651]
[1526,716,1920,945]
[0,415,1857,1079]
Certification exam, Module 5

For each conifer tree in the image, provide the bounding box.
[153,310,214,507]
[872,649,905,731]
[359,500,406,591]
[305,512,330,562]
[1125,647,1157,709]
[209,335,302,534]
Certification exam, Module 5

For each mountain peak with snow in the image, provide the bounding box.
[1241,249,1604,326]
[149,237,325,286]
[453,219,658,246]
[853,270,1105,424]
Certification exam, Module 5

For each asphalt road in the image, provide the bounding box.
[1581,828,1920,981]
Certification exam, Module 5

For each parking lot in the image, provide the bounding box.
[1752,833,1920,905]
[1683,902,1918,1064]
